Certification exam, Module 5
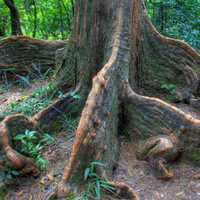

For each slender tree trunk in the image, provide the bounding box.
[3,0,23,35]
[58,0,64,39]
[32,0,37,38]
[70,0,74,16]
[0,16,7,36]
[0,0,200,199]
[159,1,165,32]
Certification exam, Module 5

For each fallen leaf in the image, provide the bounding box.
[16,190,24,196]
[29,195,33,200]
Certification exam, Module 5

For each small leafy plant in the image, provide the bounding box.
[76,161,116,200]
[14,130,54,169]
[160,83,176,95]
[160,83,177,102]
[70,91,81,100]
[15,75,31,88]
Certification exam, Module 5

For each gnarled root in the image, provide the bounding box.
[137,132,181,179]
[0,90,78,176]
[4,146,39,176]
[107,181,140,200]
[0,36,67,76]
[140,3,200,99]
[0,114,39,175]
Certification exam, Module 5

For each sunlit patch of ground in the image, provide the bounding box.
[0,80,49,114]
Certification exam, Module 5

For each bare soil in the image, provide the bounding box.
[115,138,200,200]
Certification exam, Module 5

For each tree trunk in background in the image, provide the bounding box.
[3,0,23,35]
[32,0,37,38]
[159,1,165,32]
[70,0,74,16]
[0,0,200,199]
[0,16,7,37]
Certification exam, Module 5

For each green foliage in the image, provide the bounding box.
[160,83,176,95]
[160,83,177,102]
[69,91,81,100]
[14,130,54,169]
[188,149,200,162]
[15,75,32,88]
[0,0,74,39]
[62,115,80,134]
[2,82,58,116]
[0,187,8,200]
[6,97,51,116]
[32,82,58,98]
[145,0,200,51]
[76,161,116,200]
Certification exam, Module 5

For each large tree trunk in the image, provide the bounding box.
[3,0,23,35]
[0,0,200,199]
[57,0,200,197]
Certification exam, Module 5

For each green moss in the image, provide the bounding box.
[184,149,200,165]
[66,192,77,200]
[0,187,8,200]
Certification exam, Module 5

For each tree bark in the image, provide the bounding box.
[3,0,23,35]
[57,0,200,198]
[0,0,200,199]
[0,16,7,37]
[0,36,67,76]
[32,0,37,38]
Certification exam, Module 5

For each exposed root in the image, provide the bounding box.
[141,3,200,97]
[145,13,200,65]
[0,114,39,175]
[123,83,200,149]
[107,181,140,200]
[0,36,67,75]
[0,89,78,175]
[1,1,200,200]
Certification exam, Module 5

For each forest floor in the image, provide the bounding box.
[1,82,200,200]
[0,80,49,113]
[115,138,200,200]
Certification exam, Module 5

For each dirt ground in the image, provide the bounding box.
[0,80,49,114]
[5,134,200,200]
[5,131,75,200]
[115,139,200,200]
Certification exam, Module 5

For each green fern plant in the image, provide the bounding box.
[76,161,116,200]
[160,83,176,95]
[14,130,54,169]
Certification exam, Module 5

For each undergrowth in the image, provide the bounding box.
[0,187,7,200]
[75,161,116,200]
[1,82,58,117]
[160,83,177,102]
[14,129,54,170]
[0,130,54,182]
